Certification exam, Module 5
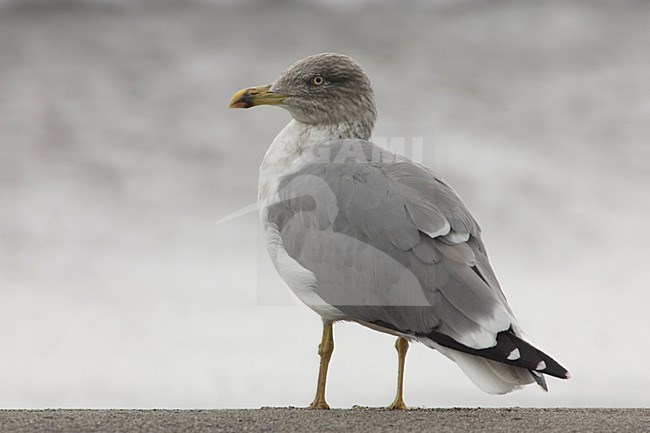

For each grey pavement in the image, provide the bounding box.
[1,408,649,433]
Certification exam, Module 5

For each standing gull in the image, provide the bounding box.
[229,53,569,409]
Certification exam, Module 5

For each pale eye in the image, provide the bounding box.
[311,75,325,86]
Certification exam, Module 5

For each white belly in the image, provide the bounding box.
[263,224,347,321]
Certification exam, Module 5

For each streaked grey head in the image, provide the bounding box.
[229,53,377,140]
[272,53,377,134]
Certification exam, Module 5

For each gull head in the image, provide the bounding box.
[229,53,377,136]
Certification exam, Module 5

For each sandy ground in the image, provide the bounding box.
[1,408,649,433]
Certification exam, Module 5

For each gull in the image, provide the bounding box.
[228,53,569,410]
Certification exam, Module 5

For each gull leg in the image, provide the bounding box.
[309,320,334,410]
[388,337,409,410]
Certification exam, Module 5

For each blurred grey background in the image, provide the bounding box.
[1,0,649,408]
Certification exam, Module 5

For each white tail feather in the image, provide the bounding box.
[423,339,534,394]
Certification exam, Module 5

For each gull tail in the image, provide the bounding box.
[422,328,570,394]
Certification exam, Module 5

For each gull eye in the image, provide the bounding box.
[311,75,325,86]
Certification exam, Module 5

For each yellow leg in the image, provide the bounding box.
[388,336,409,410]
[309,320,334,410]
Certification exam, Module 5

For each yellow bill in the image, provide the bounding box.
[228,84,290,109]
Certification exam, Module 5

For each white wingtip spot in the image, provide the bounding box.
[536,361,547,371]
[565,371,571,379]
[507,348,521,360]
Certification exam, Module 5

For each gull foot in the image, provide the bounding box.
[387,398,407,410]
[309,399,330,410]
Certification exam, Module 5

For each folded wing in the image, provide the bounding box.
[265,139,568,391]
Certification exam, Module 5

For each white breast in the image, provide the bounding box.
[258,120,347,321]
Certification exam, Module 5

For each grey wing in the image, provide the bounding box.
[267,139,517,350]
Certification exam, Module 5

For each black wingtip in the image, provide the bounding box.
[423,328,570,380]
[530,370,548,391]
